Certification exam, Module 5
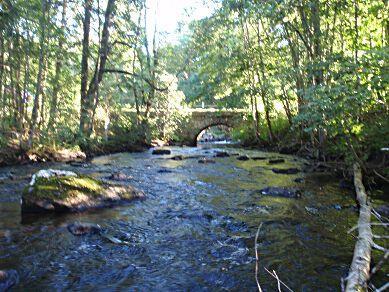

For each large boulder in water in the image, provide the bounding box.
[214,151,230,158]
[67,222,102,236]
[268,158,285,164]
[259,187,301,198]
[21,169,145,213]
[237,155,250,161]
[152,148,171,155]
[272,168,300,174]
[198,158,216,164]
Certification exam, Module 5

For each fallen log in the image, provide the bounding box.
[345,163,373,291]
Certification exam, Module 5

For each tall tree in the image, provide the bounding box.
[47,0,67,130]
[28,0,48,148]
[80,0,116,137]
[79,0,93,137]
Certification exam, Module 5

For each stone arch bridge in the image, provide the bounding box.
[179,109,246,146]
[121,108,246,146]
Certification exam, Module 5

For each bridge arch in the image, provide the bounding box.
[178,109,245,146]
[195,123,234,144]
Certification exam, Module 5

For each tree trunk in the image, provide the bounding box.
[283,24,304,113]
[28,0,47,148]
[48,0,67,131]
[79,0,93,136]
[0,32,4,121]
[22,29,32,136]
[281,88,293,126]
[84,0,116,136]
[345,163,372,291]
[354,0,359,65]
[255,19,274,143]
[239,15,261,143]
[311,0,323,86]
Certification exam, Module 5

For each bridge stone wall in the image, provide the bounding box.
[177,109,245,146]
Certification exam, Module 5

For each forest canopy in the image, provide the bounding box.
[0,0,388,170]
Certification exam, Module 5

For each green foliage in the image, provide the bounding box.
[0,0,387,167]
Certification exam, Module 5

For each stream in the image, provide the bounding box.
[0,146,365,290]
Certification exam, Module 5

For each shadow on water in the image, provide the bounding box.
[0,146,385,290]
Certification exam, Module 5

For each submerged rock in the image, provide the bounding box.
[67,161,89,168]
[0,270,19,291]
[214,151,230,158]
[107,172,132,181]
[198,158,216,164]
[251,156,267,160]
[22,169,145,213]
[294,178,304,183]
[171,155,183,160]
[152,149,171,155]
[237,155,250,161]
[268,158,285,164]
[158,168,173,173]
[272,168,300,174]
[259,187,301,198]
[67,222,101,236]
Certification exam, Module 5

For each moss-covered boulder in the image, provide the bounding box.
[22,169,145,213]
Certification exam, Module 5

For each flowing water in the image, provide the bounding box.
[0,146,372,290]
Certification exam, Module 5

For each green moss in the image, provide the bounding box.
[24,175,104,201]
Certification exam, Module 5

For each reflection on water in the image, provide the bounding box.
[0,146,373,290]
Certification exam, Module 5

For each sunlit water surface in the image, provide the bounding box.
[0,146,375,290]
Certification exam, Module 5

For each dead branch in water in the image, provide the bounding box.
[369,250,389,280]
[254,224,294,292]
[374,282,389,292]
[347,223,389,234]
[264,267,294,292]
[254,223,263,292]
[273,270,282,292]
[345,162,373,291]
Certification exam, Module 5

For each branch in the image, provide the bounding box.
[104,68,169,92]
[283,21,313,59]
[369,250,389,279]
[254,223,263,292]
[373,170,389,183]
[110,40,134,49]
[375,282,389,292]
[264,267,294,292]
[273,270,282,292]
[345,163,373,291]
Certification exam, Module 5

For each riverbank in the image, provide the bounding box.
[0,141,147,167]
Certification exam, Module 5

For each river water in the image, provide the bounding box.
[0,146,364,290]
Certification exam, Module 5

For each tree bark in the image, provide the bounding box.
[79,0,93,136]
[345,163,372,291]
[255,19,274,143]
[0,31,4,121]
[22,29,32,136]
[80,0,116,137]
[28,0,47,148]
[48,0,67,130]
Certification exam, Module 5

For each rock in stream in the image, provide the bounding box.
[21,169,145,213]
[152,149,171,155]
[258,187,301,198]
[272,168,300,174]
